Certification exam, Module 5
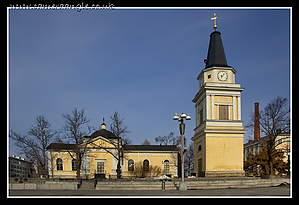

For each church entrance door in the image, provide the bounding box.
[198,158,203,177]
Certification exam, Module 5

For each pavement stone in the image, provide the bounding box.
[9,186,290,197]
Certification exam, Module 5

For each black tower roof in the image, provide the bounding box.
[205,31,230,68]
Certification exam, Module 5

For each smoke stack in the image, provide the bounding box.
[254,102,260,140]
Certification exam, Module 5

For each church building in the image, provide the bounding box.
[46,121,178,179]
[191,14,246,177]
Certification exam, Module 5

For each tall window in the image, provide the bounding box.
[219,105,228,120]
[163,160,170,175]
[72,159,77,171]
[199,109,203,124]
[143,159,149,172]
[56,158,63,170]
[128,159,134,172]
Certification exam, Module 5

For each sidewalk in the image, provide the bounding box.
[9,186,290,197]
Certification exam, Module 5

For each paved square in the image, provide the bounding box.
[9,186,290,197]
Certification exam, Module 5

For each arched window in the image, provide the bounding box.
[143,159,149,172]
[198,145,202,151]
[163,159,170,175]
[56,158,63,170]
[128,159,134,172]
[72,159,77,171]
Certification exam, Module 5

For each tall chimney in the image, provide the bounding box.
[254,102,260,140]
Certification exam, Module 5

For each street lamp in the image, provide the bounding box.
[173,111,191,190]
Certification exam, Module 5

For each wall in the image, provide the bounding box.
[123,151,178,178]
[206,137,243,171]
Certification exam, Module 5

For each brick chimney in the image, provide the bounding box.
[254,102,260,140]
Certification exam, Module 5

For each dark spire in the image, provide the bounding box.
[204,31,229,68]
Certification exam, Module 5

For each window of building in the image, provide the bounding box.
[72,159,77,171]
[219,105,228,120]
[198,145,202,151]
[199,109,203,124]
[128,159,134,172]
[56,158,63,170]
[97,161,105,174]
[163,160,170,175]
[143,159,149,172]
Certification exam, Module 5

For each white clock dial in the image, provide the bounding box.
[217,71,228,81]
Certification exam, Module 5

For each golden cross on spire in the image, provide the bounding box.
[211,13,217,30]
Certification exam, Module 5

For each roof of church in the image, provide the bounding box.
[123,145,177,152]
[46,143,77,150]
[46,129,118,150]
[85,129,118,139]
[205,31,230,69]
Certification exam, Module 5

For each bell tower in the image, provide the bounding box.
[191,14,246,177]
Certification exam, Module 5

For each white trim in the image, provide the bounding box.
[203,96,206,121]
[233,96,236,120]
[48,151,53,176]
[206,95,210,120]
[211,95,215,120]
[237,96,241,120]
[217,96,229,103]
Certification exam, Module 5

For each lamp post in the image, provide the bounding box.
[173,111,191,190]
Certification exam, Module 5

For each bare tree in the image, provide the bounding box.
[141,139,151,145]
[132,161,162,178]
[109,111,129,178]
[155,132,183,146]
[87,112,130,179]
[60,108,91,179]
[184,142,194,176]
[246,96,290,175]
[9,115,56,176]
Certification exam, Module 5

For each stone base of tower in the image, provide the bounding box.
[202,170,245,177]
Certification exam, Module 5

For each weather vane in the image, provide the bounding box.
[211,13,217,30]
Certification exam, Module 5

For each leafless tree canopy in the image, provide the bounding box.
[141,139,151,145]
[110,111,129,178]
[62,108,91,144]
[246,96,290,137]
[155,132,184,146]
[60,108,91,179]
[9,115,57,176]
[245,96,290,175]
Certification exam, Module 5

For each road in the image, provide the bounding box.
[9,186,290,197]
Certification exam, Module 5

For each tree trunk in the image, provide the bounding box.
[116,160,121,179]
[76,153,81,179]
[270,161,274,176]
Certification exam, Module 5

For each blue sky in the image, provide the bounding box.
[8,8,291,156]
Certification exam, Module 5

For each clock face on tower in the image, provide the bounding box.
[217,71,228,81]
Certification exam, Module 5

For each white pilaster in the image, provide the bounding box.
[206,95,210,120]
[233,96,236,120]
[237,96,241,120]
[211,95,215,120]
[203,96,206,120]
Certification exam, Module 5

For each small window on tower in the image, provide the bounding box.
[208,75,211,79]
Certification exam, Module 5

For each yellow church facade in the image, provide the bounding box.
[191,28,246,177]
[46,125,178,179]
